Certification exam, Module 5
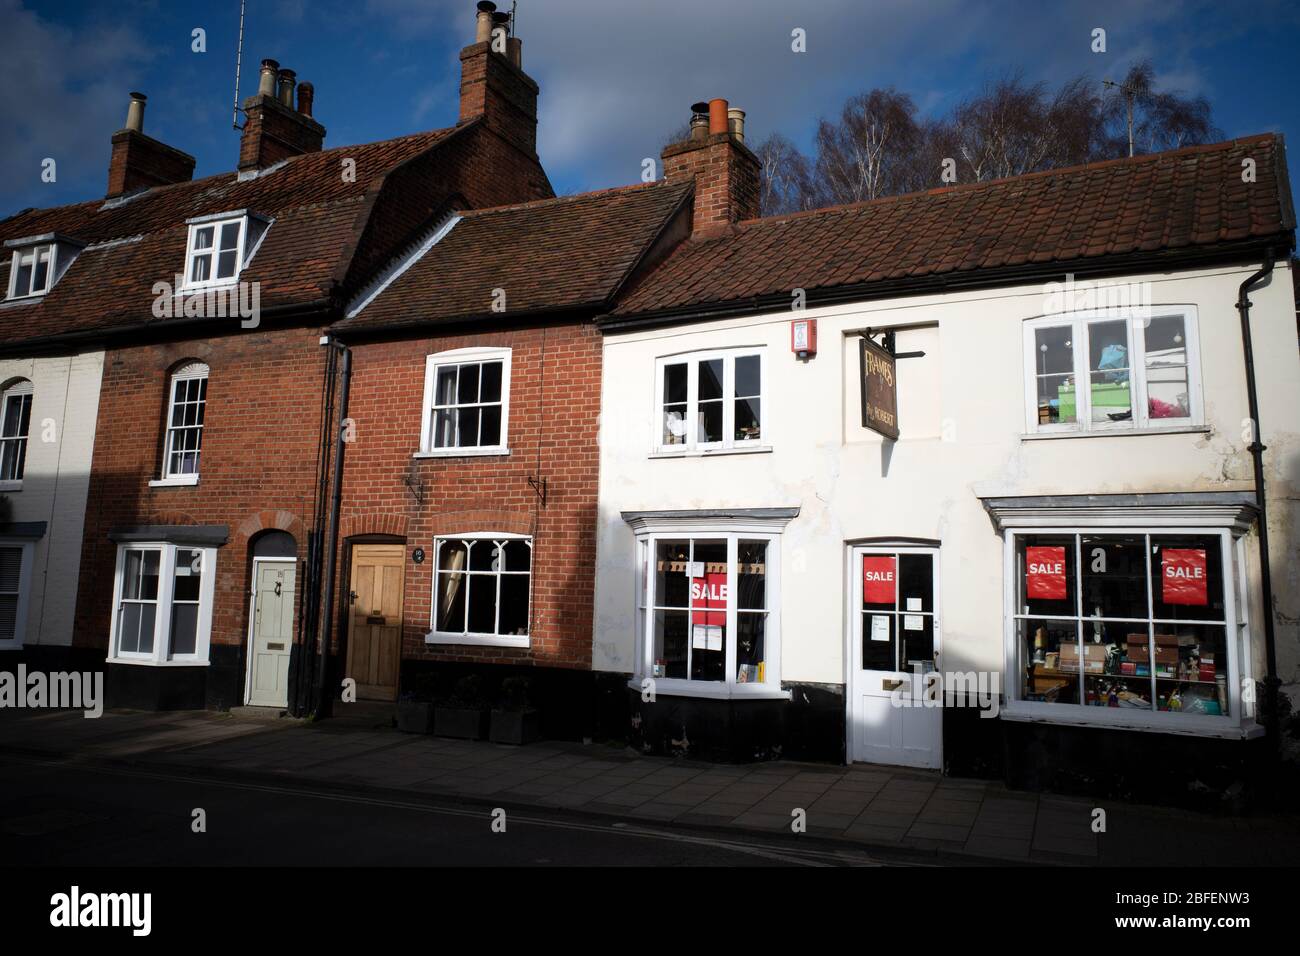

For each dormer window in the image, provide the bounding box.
[182,211,270,290]
[5,234,83,301]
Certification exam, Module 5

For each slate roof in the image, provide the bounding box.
[336,179,692,332]
[611,134,1296,321]
[0,127,460,345]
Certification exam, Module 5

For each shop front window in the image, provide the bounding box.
[637,530,780,695]
[1014,531,1233,718]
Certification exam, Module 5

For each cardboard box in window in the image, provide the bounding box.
[1059,643,1105,674]
[1126,633,1178,665]
[1155,634,1178,665]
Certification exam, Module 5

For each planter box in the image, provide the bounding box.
[435,706,488,740]
[396,701,436,735]
[490,708,541,745]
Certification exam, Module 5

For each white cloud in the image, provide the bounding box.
[0,0,151,213]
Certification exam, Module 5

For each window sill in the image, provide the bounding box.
[1000,702,1262,739]
[105,656,210,667]
[425,631,529,649]
[149,475,200,488]
[1021,425,1209,441]
[649,444,772,460]
[4,292,47,303]
[413,448,510,460]
[626,676,791,701]
[178,280,242,295]
[0,480,21,492]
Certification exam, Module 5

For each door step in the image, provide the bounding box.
[228,705,293,721]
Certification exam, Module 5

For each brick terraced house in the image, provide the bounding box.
[0,2,552,711]
[327,179,691,736]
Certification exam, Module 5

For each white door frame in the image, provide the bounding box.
[243,556,297,706]
[844,541,943,768]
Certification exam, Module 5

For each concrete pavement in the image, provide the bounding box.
[2,706,1296,865]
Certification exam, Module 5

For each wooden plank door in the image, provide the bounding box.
[345,544,405,701]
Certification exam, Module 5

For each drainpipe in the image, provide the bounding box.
[315,338,352,719]
[1235,252,1279,747]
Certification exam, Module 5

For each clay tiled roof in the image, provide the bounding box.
[0,127,459,345]
[610,134,1295,321]
[336,179,692,332]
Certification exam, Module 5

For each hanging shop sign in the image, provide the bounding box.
[1026,546,1068,600]
[1161,548,1208,605]
[862,555,897,605]
[859,335,899,440]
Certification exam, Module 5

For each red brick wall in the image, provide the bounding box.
[339,319,601,671]
[73,326,328,653]
[662,132,760,232]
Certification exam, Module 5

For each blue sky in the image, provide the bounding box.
[3,0,1298,217]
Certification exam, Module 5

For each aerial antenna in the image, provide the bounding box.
[232,0,247,130]
[510,1,517,36]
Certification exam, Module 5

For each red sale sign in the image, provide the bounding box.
[1162,548,1207,605]
[1026,546,1067,600]
[691,571,728,625]
[862,556,896,605]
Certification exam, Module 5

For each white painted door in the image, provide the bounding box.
[849,547,942,769]
[247,561,295,708]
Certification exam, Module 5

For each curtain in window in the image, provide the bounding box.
[437,546,466,630]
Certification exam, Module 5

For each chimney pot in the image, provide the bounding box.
[277,68,297,107]
[708,98,729,136]
[125,92,147,132]
[728,108,745,143]
[475,1,496,43]
[297,81,314,117]
[258,59,280,97]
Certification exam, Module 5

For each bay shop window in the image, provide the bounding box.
[988,493,1260,736]
[625,510,796,699]
[107,541,218,664]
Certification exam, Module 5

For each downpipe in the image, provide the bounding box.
[1235,253,1280,748]
[315,339,352,719]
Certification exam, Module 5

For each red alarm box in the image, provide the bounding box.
[791,318,817,358]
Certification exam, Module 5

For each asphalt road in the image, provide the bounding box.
[0,754,908,867]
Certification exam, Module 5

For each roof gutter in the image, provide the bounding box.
[0,294,338,356]
[1235,252,1281,748]
[598,236,1293,332]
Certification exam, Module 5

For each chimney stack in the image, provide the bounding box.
[662,98,760,234]
[238,58,325,172]
[106,92,196,198]
[459,1,538,155]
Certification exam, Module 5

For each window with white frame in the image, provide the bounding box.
[420,348,510,454]
[1023,308,1202,434]
[1008,529,1245,727]
[181,212,268,290]
[162,363,208,479]
[6,243,54,299]
[0,379,33,484]
[634,531,782,695]
[0,541,34,648]
[656,349,764,452]
[109,542,216,663]
[427,535,531,646]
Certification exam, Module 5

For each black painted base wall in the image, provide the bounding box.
[943,696,1274,810]
[627,681,846,764]
[106,662,208,711]
[398,660,621,742]
[0,645,106,675]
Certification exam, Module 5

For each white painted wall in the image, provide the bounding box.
[594,263,1300,691]
[0,352,104,648]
